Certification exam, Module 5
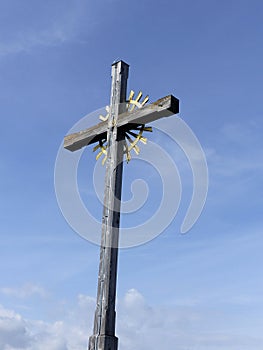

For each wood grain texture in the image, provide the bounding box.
[88,60,129,350]
[64,95,179,151]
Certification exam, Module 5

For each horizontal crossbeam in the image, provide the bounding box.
[64,95,179,152]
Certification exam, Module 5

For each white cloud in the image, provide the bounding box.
[0,304,85,350]
[0,284,47,299]
[0,289,262,350]
[0,305,30,349]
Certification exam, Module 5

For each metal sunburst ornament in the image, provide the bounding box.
[93,91,152,164]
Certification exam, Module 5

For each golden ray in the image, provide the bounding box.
[126,130,147,144]
[99,105,110,121]
[124,141,132,163]
[94,140,107,164]
[128,90,135,101]
[95,91,151,164]
[141,95,149,106]
[129,91,143,112]
[126,133,140,154]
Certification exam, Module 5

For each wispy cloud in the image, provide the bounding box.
[0,284,47,299]
[0,1,90,57]
[206,119,263,178]
[0,28,67,56]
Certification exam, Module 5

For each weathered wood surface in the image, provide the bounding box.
[64,60,180,350]
[64,94,179,151]
[88,60,129,350]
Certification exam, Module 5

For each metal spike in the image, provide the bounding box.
[96,150,103,160]
[139,136,147,144]
[102,155,107,165]
[133,145,140,154]
[128,90,135,101]
[99,106,110,121]
[141,95,149,106]
[96,92,151,165]
[127,138,140,155]
[129,104,135,112]
[129,91,143,112]
[93,143,101,152]
[95,142,107,161]
[93,140,106,152]
[99,114,108,121]
[135,91,143,102]
[124,141,132,163]
[143,126,153,132]
[126,131,146,144]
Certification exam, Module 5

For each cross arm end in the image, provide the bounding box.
[118,94,179,127]
[64,122,107,152]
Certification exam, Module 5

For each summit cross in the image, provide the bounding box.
[64,60,179,350]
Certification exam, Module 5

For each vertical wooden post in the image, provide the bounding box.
[88,61,129,350]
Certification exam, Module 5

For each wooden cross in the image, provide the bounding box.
[64,61,179,350]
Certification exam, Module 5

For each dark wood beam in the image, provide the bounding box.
[64,95,179,152]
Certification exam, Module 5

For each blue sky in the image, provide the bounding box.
[1,0,263,349]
